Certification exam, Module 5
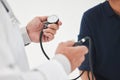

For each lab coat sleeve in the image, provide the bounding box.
[0,20,70,80]
[22,59,70,80]
[0,28,70,80]
[0,37,70,80]
[0,55,70,80]
[20,27,31,46]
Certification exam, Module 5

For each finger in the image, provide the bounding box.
[64,40,75,46]
[42,36,52,42]
[43,33,54,42]
[47,24,59,30]
[58,40,75,47]
[80,56,85,62]
[78,56,85,65]
[77,46,88,55]
[43,28,56,35]
[67,46,88,56]
[38,16,48,22]
[58,21,62,26]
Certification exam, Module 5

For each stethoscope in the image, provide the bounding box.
[39,15,95,80]
[39,15,59,60]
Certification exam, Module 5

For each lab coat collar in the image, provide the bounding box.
[0,0,20,25]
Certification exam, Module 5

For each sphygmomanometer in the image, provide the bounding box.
[39,15,95,80]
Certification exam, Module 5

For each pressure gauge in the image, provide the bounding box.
[44,15,59,28]
[47,15,59,24]
[40,15,59,60]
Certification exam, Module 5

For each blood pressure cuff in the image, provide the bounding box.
[78,35,90,71]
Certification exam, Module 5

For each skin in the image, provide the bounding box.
[109,0,120,16]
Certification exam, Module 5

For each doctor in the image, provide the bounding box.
[0,0,88,80]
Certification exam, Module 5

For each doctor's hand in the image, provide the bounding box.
[26,16,62,43]
[55,41,88,71]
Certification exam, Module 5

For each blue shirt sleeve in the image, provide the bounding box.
[78,13,92,71]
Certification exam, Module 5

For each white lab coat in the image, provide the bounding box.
[0,0,70,80]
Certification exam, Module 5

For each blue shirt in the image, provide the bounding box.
[78,1,120,80]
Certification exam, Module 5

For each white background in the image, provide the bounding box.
[7,0,105,79]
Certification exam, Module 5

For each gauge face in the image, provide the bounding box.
[47,15,59,24]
